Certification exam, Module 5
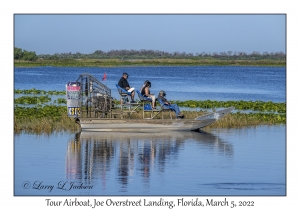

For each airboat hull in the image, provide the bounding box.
[79,107,234,132]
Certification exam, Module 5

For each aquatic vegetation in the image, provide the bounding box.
[47,90,66,95]
[14,88,67,106]
[14,105,65,119]
[13,88,286,133]
[172,100,286,113]
[205,112,286,129]
[15,95,67,105]
[15,89,286,113]
[14,95,52,104]
[14,88,47,94]
[54,98,67,104]
[14,104,286,133]
[14,105,79,133]
[14,88,65,95]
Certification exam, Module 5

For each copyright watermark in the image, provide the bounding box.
[22,181,31,189]
[21,181,93,192]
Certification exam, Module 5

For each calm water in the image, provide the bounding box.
[14,66,286,196]
[14,126,286,196]
[14,66,286,102]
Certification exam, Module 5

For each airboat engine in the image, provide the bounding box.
[66,73,114,120]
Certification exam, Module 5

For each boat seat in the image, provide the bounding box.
[153,99,173,119]
[136,90,152,103]
[116,84,132,104]
[116,84,140,118]
[136,90,159,119]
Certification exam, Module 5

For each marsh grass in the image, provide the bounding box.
[14,114,80,134]
[14,58,286,67]
[14,94,286,133]
[14,105,80,134]
[205,112,286,129]
[14,109,285,134]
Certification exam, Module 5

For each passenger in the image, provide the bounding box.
[157,90,184,119]
[118,72,135,103]
[140,80,156,109]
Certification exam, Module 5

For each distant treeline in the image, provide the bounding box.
[14,47,38,61]
[15,47,286,61]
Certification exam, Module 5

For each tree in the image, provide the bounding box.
[14,47,23,59]
[14,47,38,61]
[22,50,38,61]
[94,50,104,55]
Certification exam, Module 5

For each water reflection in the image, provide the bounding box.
[66,131,233,189]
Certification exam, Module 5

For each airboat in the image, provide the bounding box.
[66,73,234,132]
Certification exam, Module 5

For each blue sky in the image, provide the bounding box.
[14,14,286,55]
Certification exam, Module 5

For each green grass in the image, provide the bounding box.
[14,58,286,67]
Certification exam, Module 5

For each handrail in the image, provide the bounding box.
[77,73,111,97]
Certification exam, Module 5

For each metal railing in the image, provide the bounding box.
[76,73,113,118]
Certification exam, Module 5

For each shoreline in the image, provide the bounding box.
[14,58,286,67]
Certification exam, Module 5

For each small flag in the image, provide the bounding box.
[102,72,107,81]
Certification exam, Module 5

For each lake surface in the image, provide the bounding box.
[14,66,286,102]
[14,66,286,196]
[14,126,285,196]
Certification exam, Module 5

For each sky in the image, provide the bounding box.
[14,14,286,55]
